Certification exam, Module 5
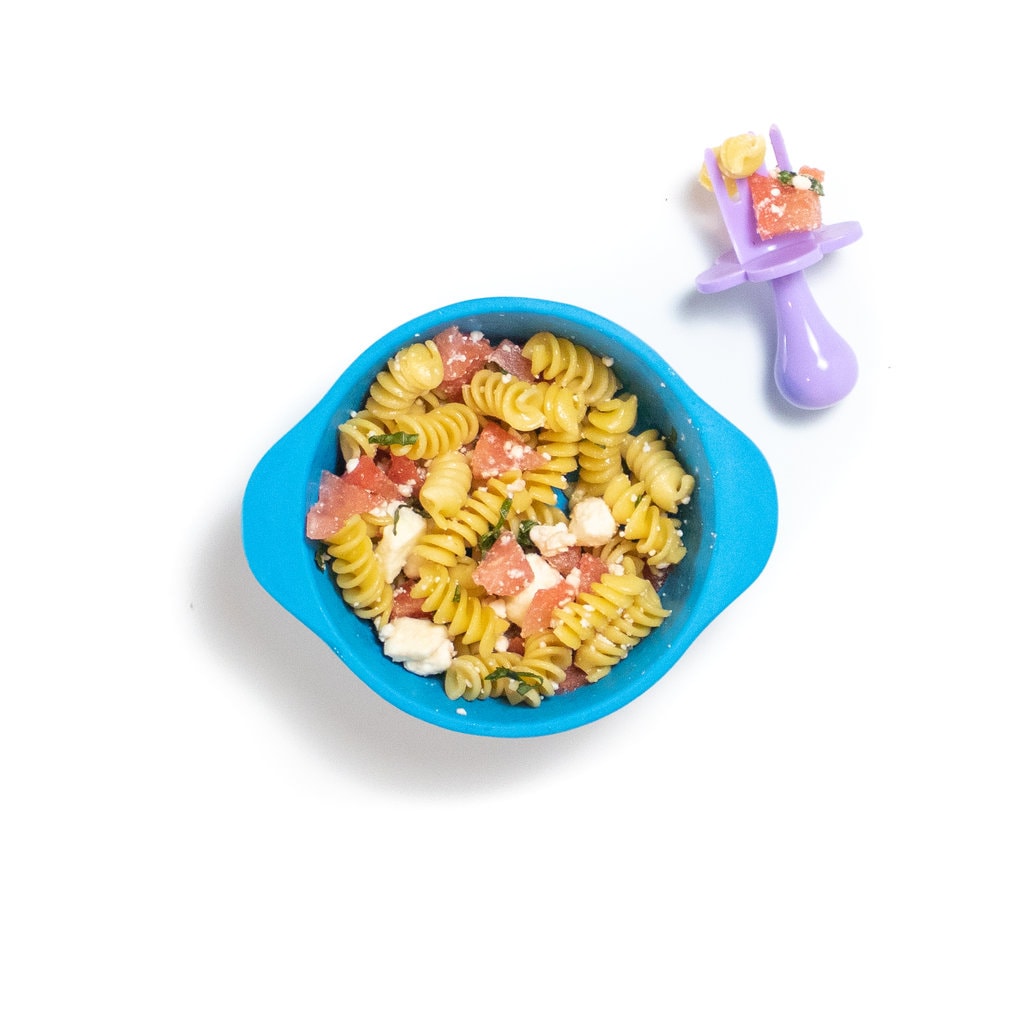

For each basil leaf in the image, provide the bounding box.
[368,432,420,446]
[516,520,538,550]
[479,497,513,554]
[484,667,544,687]
[775,168,825,196]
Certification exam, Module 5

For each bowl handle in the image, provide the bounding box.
[694,404,778,630]
[241,414,329,637]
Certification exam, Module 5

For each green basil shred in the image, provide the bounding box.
[516,520,538,550]
[484,668,544,689]
[775,168,825,196]
[368,431,420,446]
[479,497,513,554]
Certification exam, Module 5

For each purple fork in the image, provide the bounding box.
[696,125,862,410]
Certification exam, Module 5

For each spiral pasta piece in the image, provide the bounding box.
[597,536,646,576]
[364,340,445,419]
[388,403,479,461]
[449,651,548,707]
[416,475,522,564]
[537,381,586,436]
[624,429,695,513]
[338,411,389,462]
[444,652,517,701]
[574,580,670,682]
[410,565,509,655]
[461,369,546,432]
[419,449,472,526]
[521,631,572,695]
[325,517,393,625]
[577,393,637,494]
[521,331,619,405]
[602,473,686,568]
[551,572,650,650]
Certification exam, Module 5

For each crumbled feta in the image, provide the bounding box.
[569,497,617,546]
[375,506,427,583]
[791,174,812,190]
[503,554,563,626]
[378,618,454,676]
[529,522,576,556]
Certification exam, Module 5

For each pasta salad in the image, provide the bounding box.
[306,326,694,708]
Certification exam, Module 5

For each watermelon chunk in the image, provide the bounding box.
[391,584,430,619]
[521,579,575,637]
[471,532,535,596]
[344,455,403,503]
[558,664,590,694]
[305,470,376,540]
[748,172,822,240]
[470,421,547,480]
[574,553,608,595]
[489,339,534,380]
[543,545,581,577]
[433,326,494,400]
[385,454,424,498]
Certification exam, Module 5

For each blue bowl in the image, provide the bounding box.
[242,297,777,737]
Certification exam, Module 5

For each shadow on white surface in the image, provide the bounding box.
[193,503,604,791]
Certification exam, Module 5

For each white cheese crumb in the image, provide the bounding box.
[569,496,617,546]
[375,506,427,583]
[529,522,576,556]
[456,707,467,716]
[378,618,454,676]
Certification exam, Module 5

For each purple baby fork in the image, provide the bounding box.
[696,125,862,410]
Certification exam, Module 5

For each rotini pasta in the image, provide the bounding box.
[602,473,687,568]
[364,340,445,419]
[410,564,509,656]
[624,428,695,513]
[461,369,546,432]
[418,449,472,526]
[324,517,393,625]
[387,402,480,461]
[521,331,619,405]
[577,393,637,495]
[338,411,388,462]
[305,323,694,706]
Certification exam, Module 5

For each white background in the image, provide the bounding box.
[3,3,1021,1022]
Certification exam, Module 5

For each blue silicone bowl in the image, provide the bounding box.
[242,297,777,738]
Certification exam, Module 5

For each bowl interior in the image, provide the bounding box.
[242,297,776,737]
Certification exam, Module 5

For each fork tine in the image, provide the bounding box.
[703,147,761,263]
[768,124,789,171]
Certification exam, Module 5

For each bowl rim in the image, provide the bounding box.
[241,296,777,737]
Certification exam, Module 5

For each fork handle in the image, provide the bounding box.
[771,270,858,409]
